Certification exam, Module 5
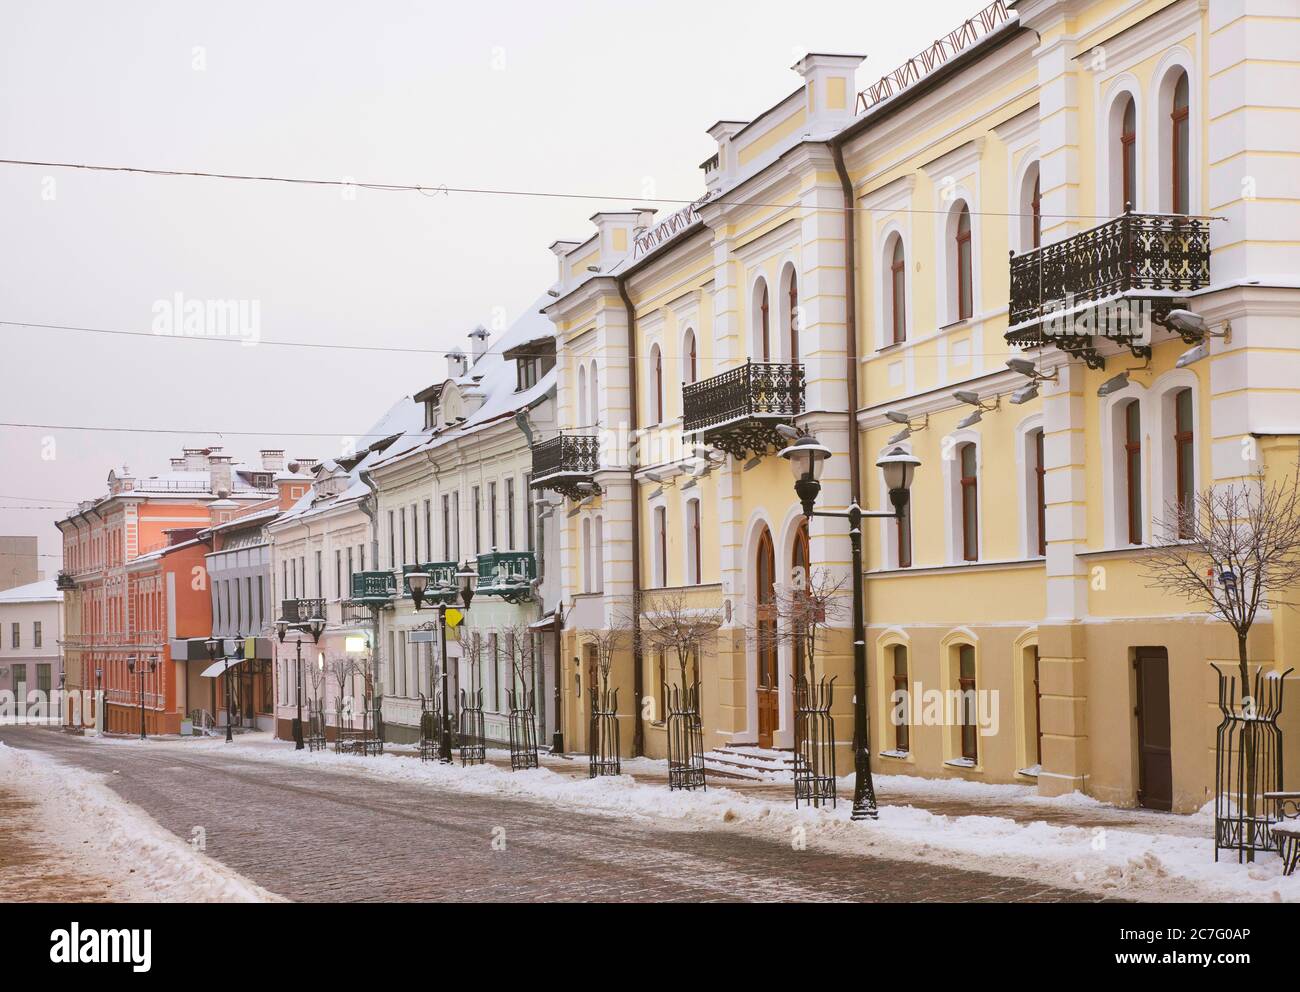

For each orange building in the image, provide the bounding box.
[56,448,282,734]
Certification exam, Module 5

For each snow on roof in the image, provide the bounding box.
[0,578,62,604]
[371,296,556,469]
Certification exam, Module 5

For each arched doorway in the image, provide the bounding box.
[791,519,810,683]
[756,527,778,748]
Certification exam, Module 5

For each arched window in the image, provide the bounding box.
[1019,162,1042,251]
[1170,71,1190,215]
[682,328,697,385]
[955,204,973,321]
[1174,388,1194,537]
[650,344,664,424]
[788,271,800,362]
[1120,95,1137,210]
[589,361,600,428]
[791,520,810,681]
[957,644,978,761]
[758,280,771,361]
[592,516,605,593]
[959,442,978,561]
[582,517,593,593]
[755,526,778,748]
[653,506,667,587]
[892,645,910,752]
[888,236,907,344]
[1123,399,1143,544]
[1031,428,1046,557]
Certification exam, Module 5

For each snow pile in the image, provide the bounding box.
[213,741,1300,903]
[0,742,279,902]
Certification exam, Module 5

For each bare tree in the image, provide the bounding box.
[1143,465,1300,695]
[498,623,538,705]
[745,566,850,686]
[581,621,632,695]
[633,590,725,696]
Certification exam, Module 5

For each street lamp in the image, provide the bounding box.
[126,653,158,741]
[410,565,477,763]
[278,615,326,750]
[779,433,921,821]
[204,636,233,743]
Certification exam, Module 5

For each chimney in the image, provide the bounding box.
[468,325,490,366]
[183,447,207,471]
[169,458,185,470]
[589,211,643,269]
[208,454,233,496]
[706,120,748,189]
[792,53,865,137]
[447,347,467,379]
[260,449,285,472]
[548,239,581,294]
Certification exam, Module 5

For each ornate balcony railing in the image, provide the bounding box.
[476,550,537,604]
[56,571,76,591]
[531,434,600,500]
[340,600,376,625]
[683,361,804,458]
[1007,210,1211,367]
[350,571,397,603]
[281,598,326,624]
[401,562,458,602]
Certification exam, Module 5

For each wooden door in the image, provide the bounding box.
[1135,647,1173,811]
[756,528,778,748]
[583,643,599,753]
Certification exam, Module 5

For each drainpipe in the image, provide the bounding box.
[616,277,646,758]
[358,468,383,737]
[830,140,863,506]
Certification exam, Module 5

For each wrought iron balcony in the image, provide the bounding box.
[350,571,397,603]
[1007,210,1211,368]
[476,550,537,604]
[281,598,326,624]
[401,562,458,602]
[683,361,804,459]
[340,600,376,625]
[56,571,76,591]
[531,434,600,500]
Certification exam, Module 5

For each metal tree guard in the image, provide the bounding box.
[666,684,707,791]
[418,692,440,763]
[588,686,621,778]
[458,687,486,766]
[1213,664,1292,862]
[507,687,540,771]
[305,696,327,752]
[794,675,837,808]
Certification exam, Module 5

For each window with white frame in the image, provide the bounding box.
[682,328,698,385]
[886,234,907,345]
[653,505,668,587]
[947,201,974,322]
[592,516,604,594]
[753,277,771,361]
[1019,161,1041,252]
[685,497,701,584]
[780,264,800,362]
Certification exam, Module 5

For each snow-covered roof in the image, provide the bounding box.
[371,296,556,470]
[0,578,62,604]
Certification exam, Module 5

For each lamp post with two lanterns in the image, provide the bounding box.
[406,562,478,763]
[778,430,920,821]
[125,653,158,741]
[276,614,327,750]
[204,637,244,743]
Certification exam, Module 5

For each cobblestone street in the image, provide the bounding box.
[0,728,1109,902]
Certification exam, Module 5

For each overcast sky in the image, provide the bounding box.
[0,0,979,570]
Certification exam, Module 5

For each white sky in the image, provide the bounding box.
[0,0,980,569]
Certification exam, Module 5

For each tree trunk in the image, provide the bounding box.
[1238,632,1257,864]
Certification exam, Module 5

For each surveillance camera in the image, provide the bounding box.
[1006,358,1037,377]
[1175,342,1209,369]
[888,427,912,445]
[957,410,983,429]
[884,411,911,425]
[1097,372,1131,397]
[1164,309,1206,337]
[954,390,982,407]
[1010,383,1039,405]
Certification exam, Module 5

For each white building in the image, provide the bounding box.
[0,578,64,715]
[368,301,560,747]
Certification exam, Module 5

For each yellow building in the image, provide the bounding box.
[534,0,1300,812]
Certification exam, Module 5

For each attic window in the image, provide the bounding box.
[517,358,540,391]
[424,400,437,430]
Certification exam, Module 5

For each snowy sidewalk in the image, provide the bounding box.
[164,734,1300,903]
[0,740,279,902]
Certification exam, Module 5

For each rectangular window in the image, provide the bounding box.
[893,646,909,752]
[524,473,534,551]
[400,508,408,569]
[489,482,498,550]
[654,506,668,587]
[687,499,701,584]
[315,550,323,599]
[257,576,264,627]
[1125,401,1143,544]
[452,492,461,560]
[506,479,515,550]
[33,621,42,649]
[960,444,978,561]
[11,622,18,648]
[442,495,451,560]
[335,550,342,600]
[37,663,51,697]
[1034,429,1047,557]
[424,500,432,563]
[473,486,482,555]
[959,645,977,762]
[13,663,27,689]
[1175,389,1194,539]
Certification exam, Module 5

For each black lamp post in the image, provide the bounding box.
[204,637,233,743]
[409,564,476,764]
[779,432,920,821]
[126,653,158,741]
[277,615,325,750]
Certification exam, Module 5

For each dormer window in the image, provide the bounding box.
[517,357,539,391]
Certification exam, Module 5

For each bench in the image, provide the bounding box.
[1265,791,1300,875]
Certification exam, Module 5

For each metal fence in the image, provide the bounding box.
[793,676,837,809]
[588,686,621,779]
[507,687,540,771]
[666,684,706,792]
[1214,665,1292,862]
[458,687,486,766]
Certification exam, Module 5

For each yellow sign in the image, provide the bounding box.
[445,608,464,629]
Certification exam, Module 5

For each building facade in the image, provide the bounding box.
[532,0,1300,812]
[0,578,63,721]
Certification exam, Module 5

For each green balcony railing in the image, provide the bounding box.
[476,550,537,603]
[350,570,398,603]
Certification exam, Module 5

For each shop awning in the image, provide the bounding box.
[200,656,248,679]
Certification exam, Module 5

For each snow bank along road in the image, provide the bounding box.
[0,727,1104,903]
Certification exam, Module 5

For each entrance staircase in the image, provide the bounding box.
[702,744,796,782]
